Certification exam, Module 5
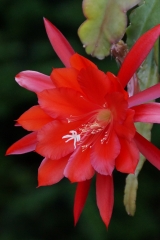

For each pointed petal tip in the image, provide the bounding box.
[15,71,25,83]
[73,180,91,226]
[15,73,21,84]
[96,174,114,229]
[5,146,17,155]
[37,181,48,187]
[104,222,109,229]
[15,73,19,79]
[15,71,53,93]
[36,183,44,188]
[36,183,48,188]
[5,150,9,156]
[43,17,50,27]
[73,210,80,226]
[43,17,75,67]
[74,217,78,227]
[5,132,37,155]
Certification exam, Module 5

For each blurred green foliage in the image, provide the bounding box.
[1,0,160,239]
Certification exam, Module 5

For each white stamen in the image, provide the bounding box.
[62,130,81,149]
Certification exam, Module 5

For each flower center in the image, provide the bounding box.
[62,109,113,149]
[96,109,112,123]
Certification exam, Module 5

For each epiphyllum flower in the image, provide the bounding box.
[6,19,160,228]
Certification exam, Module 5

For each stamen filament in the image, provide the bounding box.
[62,130,81,149]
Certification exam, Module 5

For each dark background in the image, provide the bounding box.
[1,0,160,239]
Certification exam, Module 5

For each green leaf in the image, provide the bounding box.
[78,0,141,59]
[127,0,160,48]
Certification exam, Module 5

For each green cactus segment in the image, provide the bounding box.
[124,158,145,216]
[124,47,159,217]
[137,47,159,92]
[78,0,141,59]
[127,0,160,48]
[127,0,160,145]
[125,1,160,215]
[136,45,159,146]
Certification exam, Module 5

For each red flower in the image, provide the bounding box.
[6,19,160,227]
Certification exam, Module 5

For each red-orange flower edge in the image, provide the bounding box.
[6,18,160,228]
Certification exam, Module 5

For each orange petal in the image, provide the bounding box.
[70,53,97,70]
[96,174,114,228]
[115,138,139,173]
[17,105,53,131]
[38,88,97,119]
[36,120,82,160]
[115,109,135,141]
[64,147,94,182]
[107,72,128,100]
[78,67,111,106]
[74,180,91,225]
[51,67,82,93]
[38,156,69,187]
[91,130,120,175]
[6,132,37,155]
[105,92,128,122]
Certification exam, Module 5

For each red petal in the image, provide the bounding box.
[106,72,128,100]
[74,180,91,225]
[51,68,82,92]
[6,132,37,155]
[96,174,114,228]
[38,156,69,186]
[115,109,135,141]
[132,102,160,123]
[105,92,128,122]
[15,71,54,93]
[17,106,53,131]
[91,131,120,175]
[78,67,111,106]
[116,138,139,173]
[70,53,97,70]
[36,120,81,160]
[118,24,160,87]
[44,18,75,67]
[38,88,97,119]
[134,132,160,170]
[64,147,94,182]
[129,83,160,108]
